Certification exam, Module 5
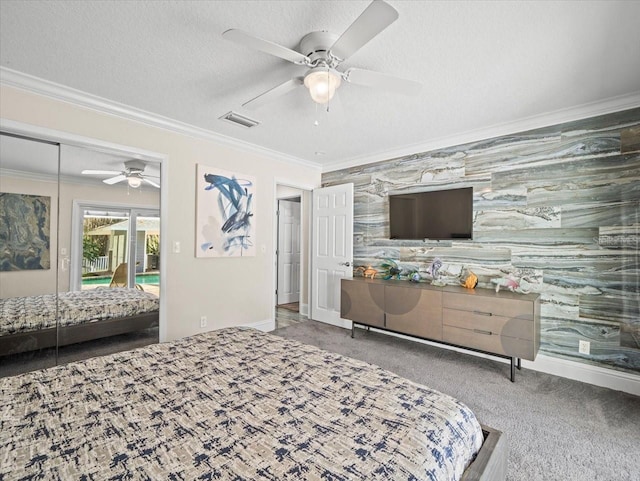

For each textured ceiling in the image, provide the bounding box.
[1,0,639,171]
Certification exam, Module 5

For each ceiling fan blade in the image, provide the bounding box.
[345,68,422,95]
[329,0,398,61]
[223,29,309,65]
[142,178,160,188]
[242,78,303,110]
[103,174,127,185]
[81,169,122,175]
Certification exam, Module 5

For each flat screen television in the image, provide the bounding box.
[389,187,473,240]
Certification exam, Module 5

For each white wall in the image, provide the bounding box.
[0,85,321,341]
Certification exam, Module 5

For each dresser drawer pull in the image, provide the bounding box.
[473,310,493,317]
[473,329,493,336]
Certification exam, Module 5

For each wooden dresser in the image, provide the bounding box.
[341,278,540,381]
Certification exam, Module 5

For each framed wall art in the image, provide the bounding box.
[195,164,256,257]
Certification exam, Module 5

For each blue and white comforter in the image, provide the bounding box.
[0,327,483,480]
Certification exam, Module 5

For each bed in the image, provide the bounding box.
[0,288,159,356]
[0,327,506,480]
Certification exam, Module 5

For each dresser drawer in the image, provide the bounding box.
[443,308,533,341]
[443,325,535,360]
[443,292,533,320]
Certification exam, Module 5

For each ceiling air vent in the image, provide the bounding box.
[219,111,261,128]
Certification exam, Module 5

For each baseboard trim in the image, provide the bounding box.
[243,318,275,333]
[357,325,640,396]
[300,303,309,317]
[523,354,640,397]
[320,318,352,330]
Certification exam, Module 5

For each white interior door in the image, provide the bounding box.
[277,199,301,305]
[311,183,353,327]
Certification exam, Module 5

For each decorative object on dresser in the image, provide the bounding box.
[460,267,478,289]
[491,274,530,294]
[341,277,540,381]
[354,265,378,279]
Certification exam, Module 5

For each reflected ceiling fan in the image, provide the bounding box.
[81,160,160,189]
[222,0,421,109]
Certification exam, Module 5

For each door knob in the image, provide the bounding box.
[340,261,351,267]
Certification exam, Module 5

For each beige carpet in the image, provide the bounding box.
[274,320,640,481]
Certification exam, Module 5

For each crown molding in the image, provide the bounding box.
[4,67,638,176]
[0,167,140,189]
[0,168,58,184]
[323,91,640,173]
[0,67,322,172]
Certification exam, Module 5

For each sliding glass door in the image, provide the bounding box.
[74,204,160,293]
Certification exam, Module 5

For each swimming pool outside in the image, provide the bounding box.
[82,273,160,286]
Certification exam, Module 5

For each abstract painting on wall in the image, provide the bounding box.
[0,193,51,271]
[196,164,256,257]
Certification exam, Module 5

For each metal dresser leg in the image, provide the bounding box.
[510,357,516,382]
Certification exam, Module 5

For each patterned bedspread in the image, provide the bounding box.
[0,288,159,336]
[0,328,483,480]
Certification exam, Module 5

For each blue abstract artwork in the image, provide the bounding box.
[196,165,256,257]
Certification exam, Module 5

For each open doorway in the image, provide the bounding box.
[277,197,301,312]
[275,184,311,329]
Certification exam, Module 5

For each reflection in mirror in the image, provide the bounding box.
[0,133,60,377]
[56,144,161,363]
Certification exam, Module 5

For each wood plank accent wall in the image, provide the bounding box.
[323,108,640,374]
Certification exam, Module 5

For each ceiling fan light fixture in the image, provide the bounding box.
[127,175,143,188]
[304,68,341,104]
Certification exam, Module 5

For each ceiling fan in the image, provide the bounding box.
[222,0,421,109]
[81,160,160,189]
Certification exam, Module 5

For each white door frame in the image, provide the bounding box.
[0,118,169,342]
[272,179,315,323]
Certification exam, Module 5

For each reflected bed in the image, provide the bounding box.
[0,288,159,356]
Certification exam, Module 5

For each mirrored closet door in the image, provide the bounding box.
[0,133,60,376]
[0,133,162,378]
[56,144,161,364]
